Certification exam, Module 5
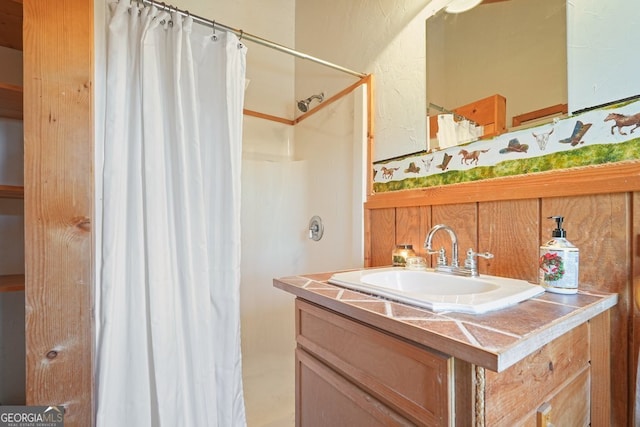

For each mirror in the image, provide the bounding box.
[426,0,567,143]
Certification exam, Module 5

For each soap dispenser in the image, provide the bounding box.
[539,216,579,294]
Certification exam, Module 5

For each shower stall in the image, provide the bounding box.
[240,68,368,427]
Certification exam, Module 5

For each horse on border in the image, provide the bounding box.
[458,149,489,165]
[604,112,640,135]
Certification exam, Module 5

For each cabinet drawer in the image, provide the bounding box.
[296,299,452,426]
[297,348,414,426]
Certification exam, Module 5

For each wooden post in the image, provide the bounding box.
[23,0,94,425]
[589,311,611,426]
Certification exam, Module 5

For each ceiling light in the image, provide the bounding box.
[445,0,483,13]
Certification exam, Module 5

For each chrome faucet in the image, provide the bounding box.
[425,224,460,270]
[424,224,494,277]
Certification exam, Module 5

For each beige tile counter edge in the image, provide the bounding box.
[273,271,618,372]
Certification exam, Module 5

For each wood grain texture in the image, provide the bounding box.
[367,207,395,266]
[365,75,375,199]
[395,206,430,258]
[453,360,474,427]
[296,348,413,426]
[297,299,451,425]
[511,103,567,127]
[484,323,590,426]
[521,368,590,427]
[478,199,539,280]
[23,0,94,425]
[589,312,611,427]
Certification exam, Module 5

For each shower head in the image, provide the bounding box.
[297,93,325,112]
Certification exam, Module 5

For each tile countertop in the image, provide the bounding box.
[273,270,618,373]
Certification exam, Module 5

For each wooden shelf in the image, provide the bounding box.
[0,0,22,51]
[0,83,22,120]
[0,184,23,198]
[0,274,24,292]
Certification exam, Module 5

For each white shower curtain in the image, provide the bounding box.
[97,1,247,425]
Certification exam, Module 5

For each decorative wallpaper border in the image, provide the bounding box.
[373,98,640,192]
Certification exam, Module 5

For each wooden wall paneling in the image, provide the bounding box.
[367,186,637,424]
[364,208,372,267]
[541,194,629,427]
[368,208,396,266]
[431,204,477,268]
[632,191,640,424]
[395,206,430,259]
[23,0,94,425]
[478,199,539,280]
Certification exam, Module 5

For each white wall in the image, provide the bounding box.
[295,0,436,162]
[426,0,567,127]
[567,0,640,112]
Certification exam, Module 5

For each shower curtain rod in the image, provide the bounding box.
[139,0,367,78]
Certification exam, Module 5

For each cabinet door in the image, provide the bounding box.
[484,323,590,426]
[296,348,414,427]
[540,368,590,427]
[296,299,452,425]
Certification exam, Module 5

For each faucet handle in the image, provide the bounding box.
[471,250,494,260]
[464,249,494,271]
[425,246,447,265]
[433,247,447,266]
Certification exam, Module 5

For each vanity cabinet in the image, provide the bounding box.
[284,287,613,427]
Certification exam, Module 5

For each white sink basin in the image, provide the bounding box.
[328,267,545,314]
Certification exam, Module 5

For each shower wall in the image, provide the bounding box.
[239,47,366,427]
[241,107,365,427]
